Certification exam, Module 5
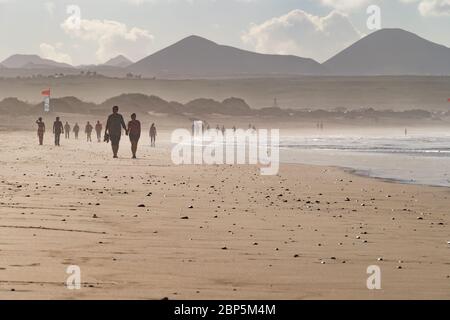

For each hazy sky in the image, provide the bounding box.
[0,0,449,65]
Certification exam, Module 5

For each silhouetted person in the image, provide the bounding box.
[128,113,141,159]
[405,128,408,136]
[36,117,45,146]
[150,123,157,147]
[221,125,226,135]
[53,117,64,146]
[64,122,71,139]
[85,122,93,142]
[105,106,127,158]
[95,121,103,142]
[73,123,80,139]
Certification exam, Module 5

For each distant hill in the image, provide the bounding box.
[128,35,324,78]
[1,54,73,69]
[1,29,450,78]
[0,97,31,115]
[96,93,180,115]
[323,29,450,75]
[185,97,252,115]
[103,55,133,68]
[0,94,442,123]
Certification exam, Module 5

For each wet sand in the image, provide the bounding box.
[0,131,449,299]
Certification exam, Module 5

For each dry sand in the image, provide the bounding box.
[0,131,449,300]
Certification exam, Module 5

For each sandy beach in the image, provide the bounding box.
[0,131,449,300]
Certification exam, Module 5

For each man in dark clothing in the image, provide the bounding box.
[85,121,94,142]
[36,117,46,145]
[105,106,127,158]
[53,117,64,146]
[73,123,80,139]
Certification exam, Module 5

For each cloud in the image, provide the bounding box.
[242,9,362,63]
[319,0,373,11]
[418,0,450,16]
[39,43,73,65]
[61,18,154,63]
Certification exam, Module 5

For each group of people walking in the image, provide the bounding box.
[35,106,158,159]
[59,120,102,142]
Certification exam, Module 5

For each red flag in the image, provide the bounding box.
[41,89,51,96]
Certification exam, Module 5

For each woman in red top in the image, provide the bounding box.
[128,113,141,159]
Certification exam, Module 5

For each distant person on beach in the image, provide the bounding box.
[85,121,93,142]
[36,117,45,146]
[64,122,71,139]
[405,128,408,136]
[53,117,64,146]
[73,123,80,139]
[150,123,157,147]
[221,125,226,135]
[105,106,127,159]
[95,121,103,142]
[128,113,141,159]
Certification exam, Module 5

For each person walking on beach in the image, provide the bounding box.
[53,117,64,146]
[105,106,127,159]
[150,123,157,147]
[36,117,45,146]
[128,113,141,159]
[85,121,93,142]
[95,121,103,142]
[64,122,71,139]
[73,123,80,139]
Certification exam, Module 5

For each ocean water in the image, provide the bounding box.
[280,131,450,187]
